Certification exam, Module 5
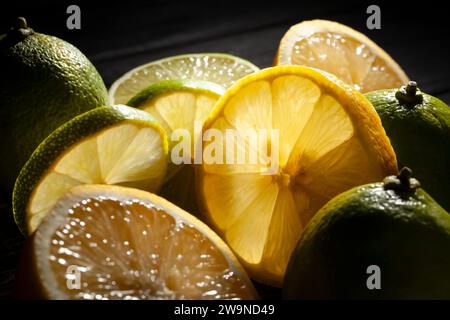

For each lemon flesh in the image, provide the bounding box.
[24,185,257,300]
[13,105,168,235]
[276,20,409,93]
[197,66,397,286]
[110,53,259,105]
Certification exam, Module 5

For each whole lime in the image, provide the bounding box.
[365,82,450,211]
[283,168,450,299]
[0,17,108,192]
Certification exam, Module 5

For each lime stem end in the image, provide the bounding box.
[395,81,423,108]
[384,167,421,193]
[7,17,34,39]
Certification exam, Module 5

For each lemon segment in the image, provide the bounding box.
[263,186,302,277]
[275,20,409,92]
[272,76,321,165]
[202,117,269,176]
[197,66,397,286]
[225,182,279,265]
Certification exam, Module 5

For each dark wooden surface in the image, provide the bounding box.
[1,0,449,299]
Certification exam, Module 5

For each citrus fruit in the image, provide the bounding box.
[13,105,168,235]
[128,79,224,152]
[196,66,398,286]
[15,184,257,300]
[275,20,409,93]
[0,17,108,192]
[127,79,224,214]
[366,81,450,211]
[284,168,450,299]
[109,53,259,105]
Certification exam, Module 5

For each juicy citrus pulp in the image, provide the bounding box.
[13,105,168,235]
[275,20,409,92]
[20,184,257,299]
[109,53,259,105]
[128,79,224,155]
[127,80,224,214]
[197,66,397,286]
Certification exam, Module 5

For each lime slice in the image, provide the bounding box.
[128,80,224,214]
[109,53,259,105]
[16,184,257,300]
[13,105,168,235]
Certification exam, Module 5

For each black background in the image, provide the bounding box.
[2,0,450,99]
[1,0,450,299]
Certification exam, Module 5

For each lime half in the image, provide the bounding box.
[13,105,168,235]
[128,79,224,215]
[128,79,224,154]
[109,53,259,105]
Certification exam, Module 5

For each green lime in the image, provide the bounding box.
[0,17,108,192]
[109,53,259,105]
[13,105,168,235]
[128,79,224,215]
[284,168,450,299]
[365,81,450,211]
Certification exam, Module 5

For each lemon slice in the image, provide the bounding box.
[275,20,409,92]
[109,53,259,105]
[16,184,257,300]
[13,105,168,235]
[196,66,398,286]
[128,80,224,214]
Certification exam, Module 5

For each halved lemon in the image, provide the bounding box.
[110,53,259,105]
[275,20,409,92]
[16,184,257,300]
[13,105,168,235]
[128,80,224,214]
[196,66,398,286]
